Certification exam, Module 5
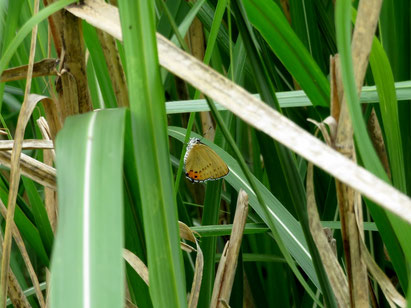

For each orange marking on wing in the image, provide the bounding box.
[186,170,203,181]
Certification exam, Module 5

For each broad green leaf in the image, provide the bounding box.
[51,109,126,307]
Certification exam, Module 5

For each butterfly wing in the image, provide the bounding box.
[185,143,229,182]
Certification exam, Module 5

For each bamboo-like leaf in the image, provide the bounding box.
[368,35,408,289]
[117,1,187,307]
[51,109,126,307]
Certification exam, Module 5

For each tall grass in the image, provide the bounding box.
[0,0,410,307]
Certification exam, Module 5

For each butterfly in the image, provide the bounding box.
[184,138,229,183]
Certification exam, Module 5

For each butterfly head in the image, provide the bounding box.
[184,138,201,163]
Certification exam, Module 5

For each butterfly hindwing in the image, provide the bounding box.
[184,139,229,183]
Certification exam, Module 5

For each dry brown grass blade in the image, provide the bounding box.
[0,230,31,308]
[358,233,406,307]
[6,268,31,308]
[122,249,149,286]
[306,162,350,307]
[45,0,92,124]
[56,71,80,119]
[210,242,228,308]
[95,29,129,107]
[188,17,215,140]
[0,151,56,190]
[64,0,411,225]
[0,200,45,307]
[60,8,92,114]
[44,0,63,56]
[367,109,391,177]
[179,222,204,308]
[0,58,59,82]
[210,190,248,308]
[0,139,53,150]
[36,117,56,160]
[0,140,53,150]
[0,0,41,303]
[125,297,138,308]
[42,97,62,141]
[37,117,58,232]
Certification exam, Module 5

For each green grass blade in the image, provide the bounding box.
[117,1,187,307]
[83,22,117,108]
[0,179,49,267]
[170,0,206,47]
[368,37,409,289]
[22,177,54,256]
[0,0,25,114]
[51,109,126,307]
[369,39,407,193]
[242,0,330,107]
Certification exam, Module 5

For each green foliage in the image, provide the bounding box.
[1,0,410,307]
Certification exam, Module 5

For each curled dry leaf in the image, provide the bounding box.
[122,249,149,286]
[307,117,334,146]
